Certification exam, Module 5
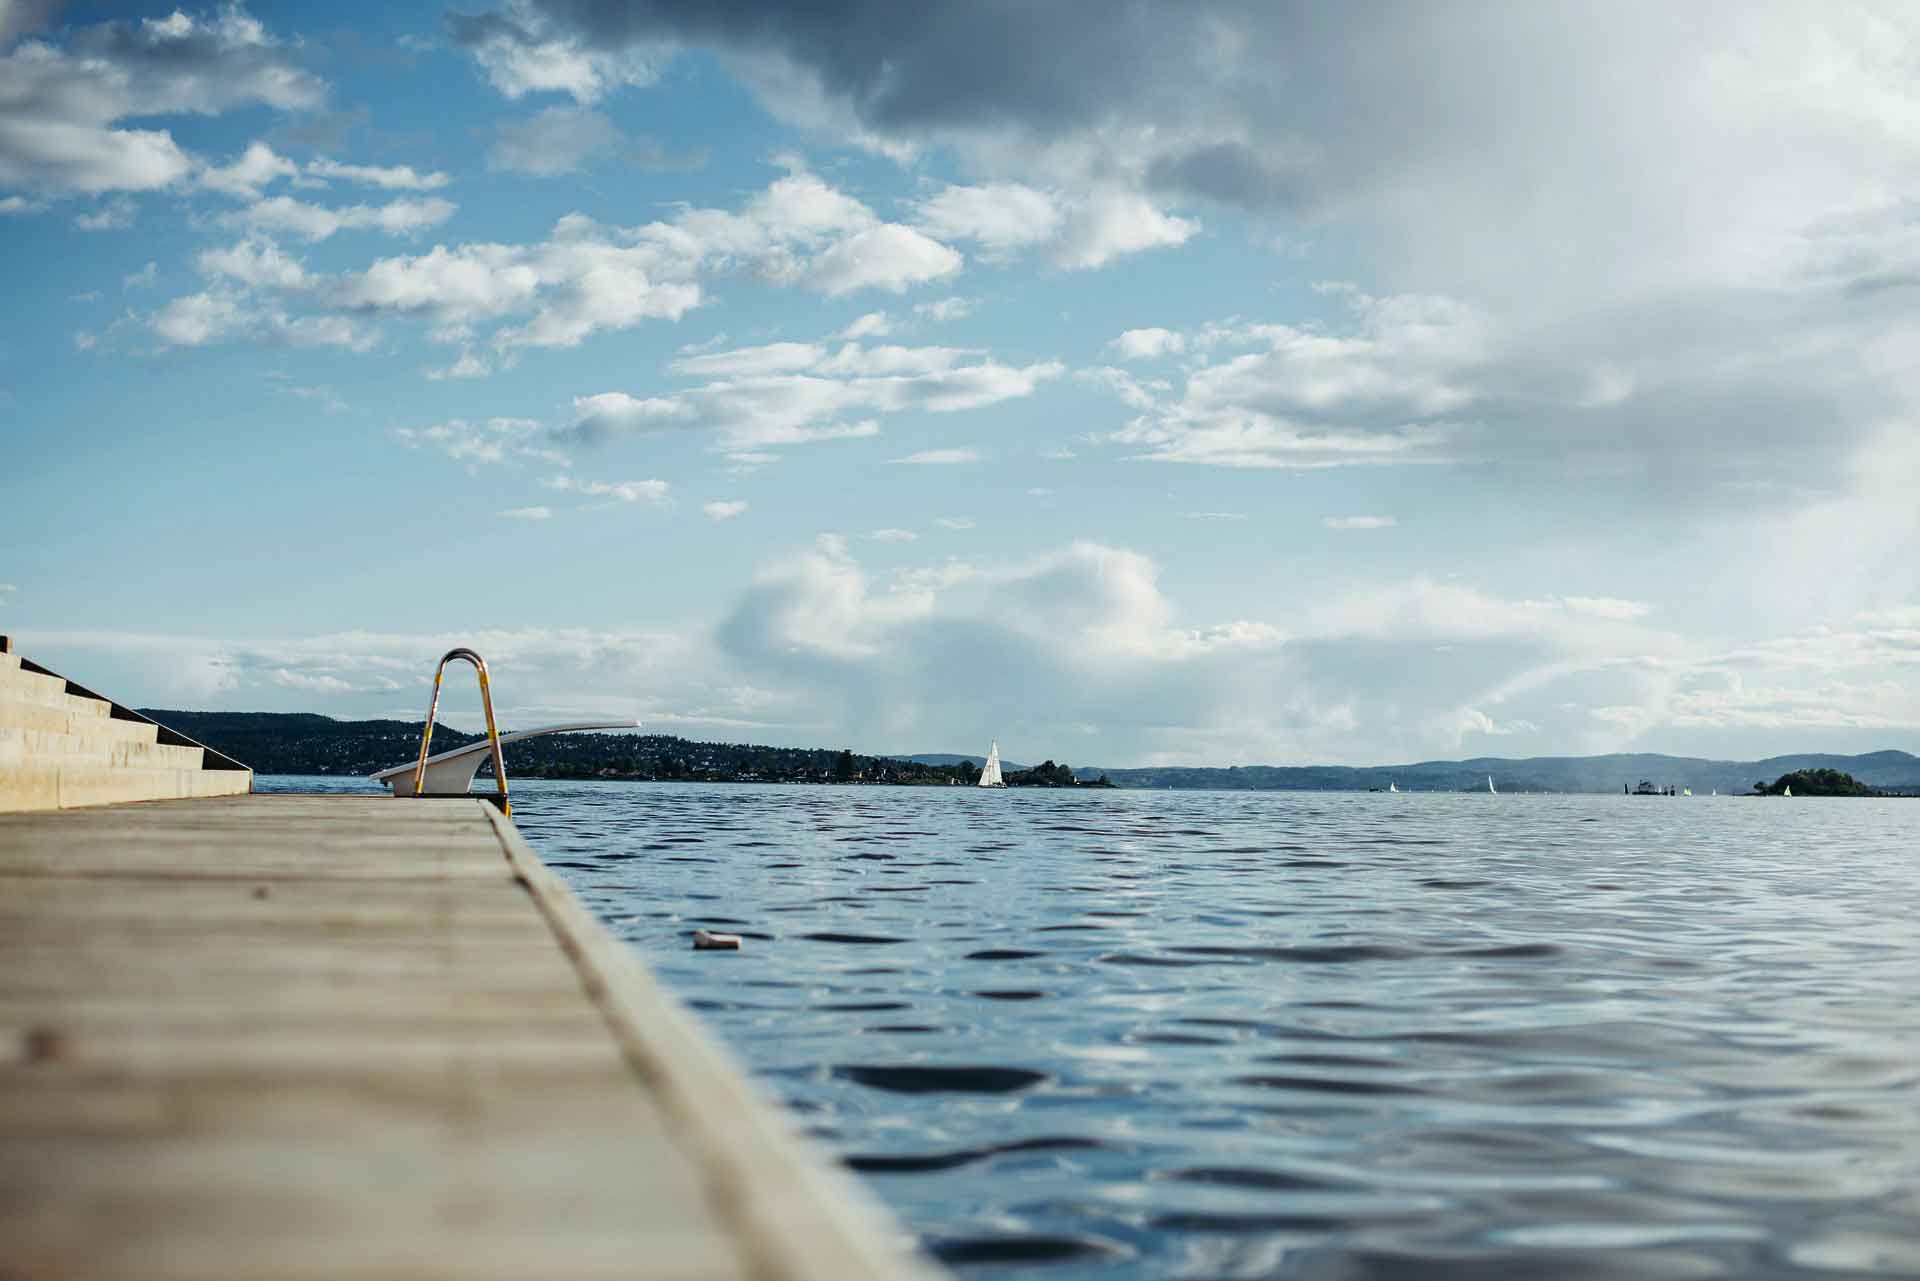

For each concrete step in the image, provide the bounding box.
[0,761,251,812]
[0,698,161,743]
[0,650,19,669]
[0,726,204,770]
[0,666,111,719]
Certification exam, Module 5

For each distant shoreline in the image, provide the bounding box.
[149,711,1920,795]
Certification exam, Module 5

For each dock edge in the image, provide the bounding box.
[480,803,946,1281]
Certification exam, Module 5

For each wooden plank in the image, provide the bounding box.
[0,793,940,1281]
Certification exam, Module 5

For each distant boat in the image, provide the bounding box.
[1487,775,1496,794]
[1681,787,1692,797]
[1389,782,1399,793]
[1783,784,1792,797]
[978,740,1006,788]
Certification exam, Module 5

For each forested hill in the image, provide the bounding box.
[141,710,1920,793]
[138,711,1017,786]
[1074,750,1920,794]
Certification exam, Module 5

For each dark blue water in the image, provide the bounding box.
[261,778,1920,1279]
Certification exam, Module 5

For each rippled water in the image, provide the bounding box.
[262,778,1920,1279]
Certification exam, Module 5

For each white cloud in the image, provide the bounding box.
[569,341,1060,451]
[305,157,450,190]
[1094,292,1483,470]
[671,342,823,378]
[889,448,980,465]
[1322,515,1398,530]
[198,141,297,197]
[395,416,556,466]
[867,528,918,542]
[0,6,323,196]
[1052,187,1198,270]
[0,195,39,213]
[122,260,157,289]
[498,506,553,520]
[224,195,457,242]
[703,500,748,521]
[838,311,891,340]
[804,222,962,295]
[933,516,975,530]
[914,296,974,323]
[149,289,377,351]
[1183,511,1246,521]
[487,106,619,175]
[562,477,670,505]
[73,198,136,231]
[72,330,96,350]
[198,239,308,288]
[912,182,1061,252]
[1108,327,1186,360]
[425,348,491,380]
[447,0,663,103]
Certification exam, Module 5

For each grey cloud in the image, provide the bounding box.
[487,105,620,174]
[0,0,64,47]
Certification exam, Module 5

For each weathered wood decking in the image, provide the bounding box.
[0,794,940,1281]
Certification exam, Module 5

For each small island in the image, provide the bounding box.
[1754,769,1878,797]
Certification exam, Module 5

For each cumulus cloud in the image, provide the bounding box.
[837,311,890,339]
[305,157,450,190]
[911,182,1060,252]
[498,505,552,520]
[0,5,324,196]
[914,296,973,323]
[394,416,559,465]
[198,140,298,197]
[703,500,748,520]
[1108,328,1186,361]
[149,288,378,352]
[566,339,1060,451]
[308,167,959,361]
[222,194,457,241]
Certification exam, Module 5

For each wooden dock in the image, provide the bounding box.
[0,793,941,1281]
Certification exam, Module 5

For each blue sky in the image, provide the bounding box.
[5,0,1919,766]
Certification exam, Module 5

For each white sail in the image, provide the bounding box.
[978,740,1005,788]
[1487,774,1496,794]
[1783,784,1791,797]
[1388,782,1399,793]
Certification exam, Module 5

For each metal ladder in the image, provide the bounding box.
[409,648,510,816]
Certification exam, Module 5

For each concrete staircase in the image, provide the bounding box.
[0,640,252,812]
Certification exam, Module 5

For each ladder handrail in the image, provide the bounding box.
[412,648,510,816]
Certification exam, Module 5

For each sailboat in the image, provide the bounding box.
[1783,784,1792,797]
[1388,782,1399,793]
[1487,775,1496,794]
[978,740,1006,788]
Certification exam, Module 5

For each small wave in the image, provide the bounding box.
[965,948,1046,960]
[801,932,910,945]
[834,1064,1049,1094]
[1232,1073,1424,1096]
[848,1135,1111,1173]
[928,1234,1131,1266]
